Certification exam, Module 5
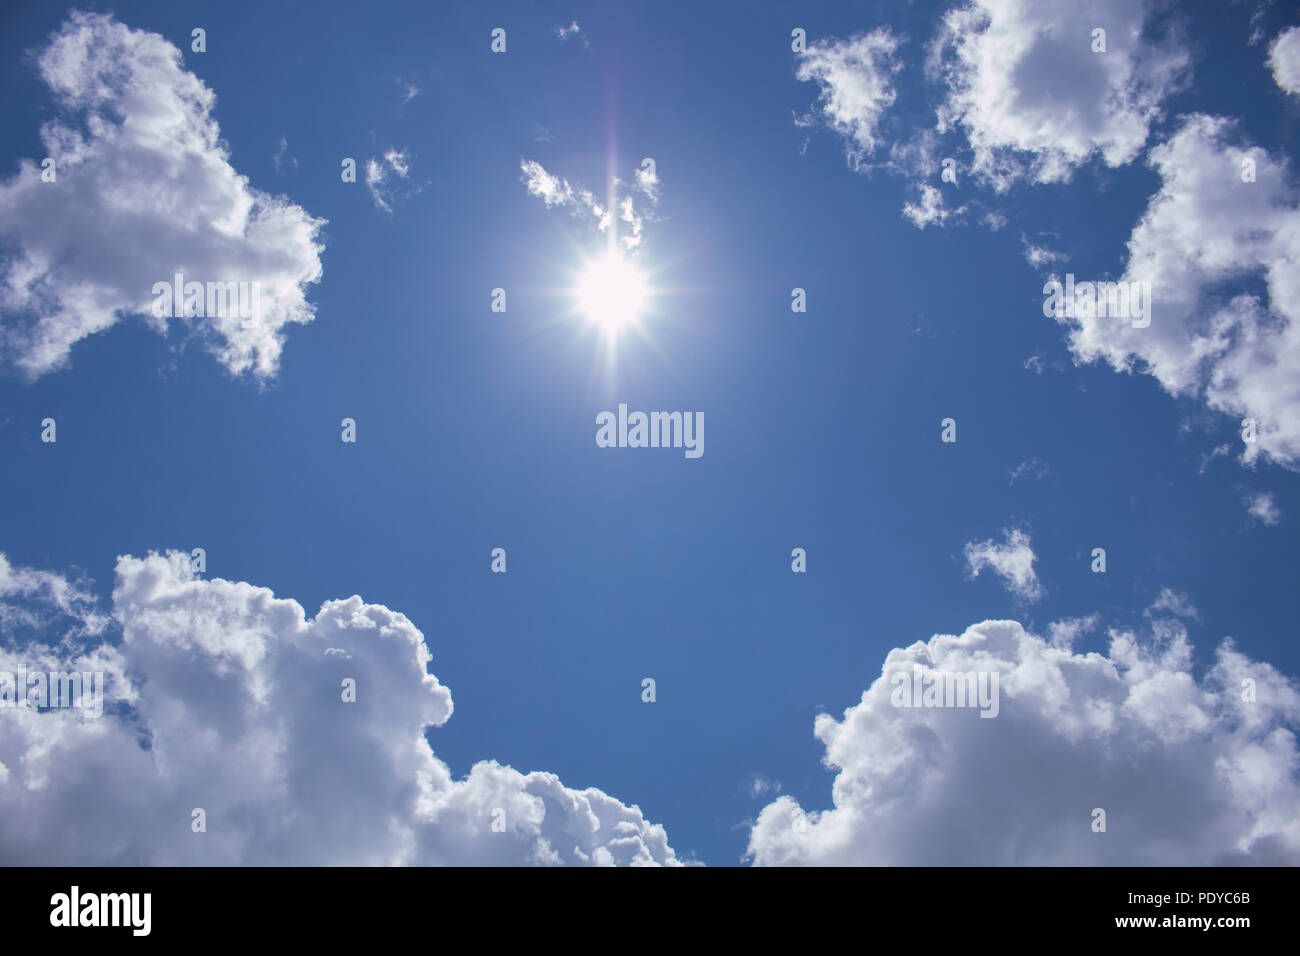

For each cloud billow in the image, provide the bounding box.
[0,12,325,381]
[0,550,680,866]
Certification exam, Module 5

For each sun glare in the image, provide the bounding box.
[574,251,648,334]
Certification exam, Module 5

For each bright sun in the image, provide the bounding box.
[574,251,648,333]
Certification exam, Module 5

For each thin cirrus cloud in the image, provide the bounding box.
[0,550,681,866]
[748,609,1300,865]
[0,12,325,381]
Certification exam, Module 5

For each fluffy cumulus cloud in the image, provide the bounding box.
[1057,114,1300,470]
[963,528,1043,602]
[795,2,1186,223]
[0,551,679,865]
[520,159,659,250]
[795,29,902,172]
[0,12,325,380]
[1269,26,1300,95]
[748,613,1300,864]
[927,0,1188,190]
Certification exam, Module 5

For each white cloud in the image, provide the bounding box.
[365,149,412,214]
[1056,114,1300,470]
[1269,26,1300,94]
[520,159,578,208]
[795,30,903,172]
[749,615,1300,864]
[520,159,608,229]
[0,552,107,640]
[1046,613,1099,649]
[272,136,297,174]
[927,0,1188,190]
[618,196,644,249]
[1147,588,1199,620]
[1245,492,1281,526]
[1199,442,1232,474]
[747,774,782,799]
[1022,236,1065,268]
[1008,458,1050,484]
[963,528,1044,602]
[520,159,658,251]
[634,162,660,203]
[555,21,590,50]
[902,184,966,229]
[0,12,325,381]
[0,551,680,865]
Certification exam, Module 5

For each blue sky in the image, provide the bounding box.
[1,0,1298,865]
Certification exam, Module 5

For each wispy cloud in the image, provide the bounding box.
[1008,458,1049,484]
[902,184,965,229]
[1245,492,1281,526]
[795,29,902,172]
[273,135,298,174]
[1147,588,1199,620]
[964,528,1043,602]
[520,158,662,250]
[555,20,590,49]
[1021,235,1064,268]
[365,149,412,213]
